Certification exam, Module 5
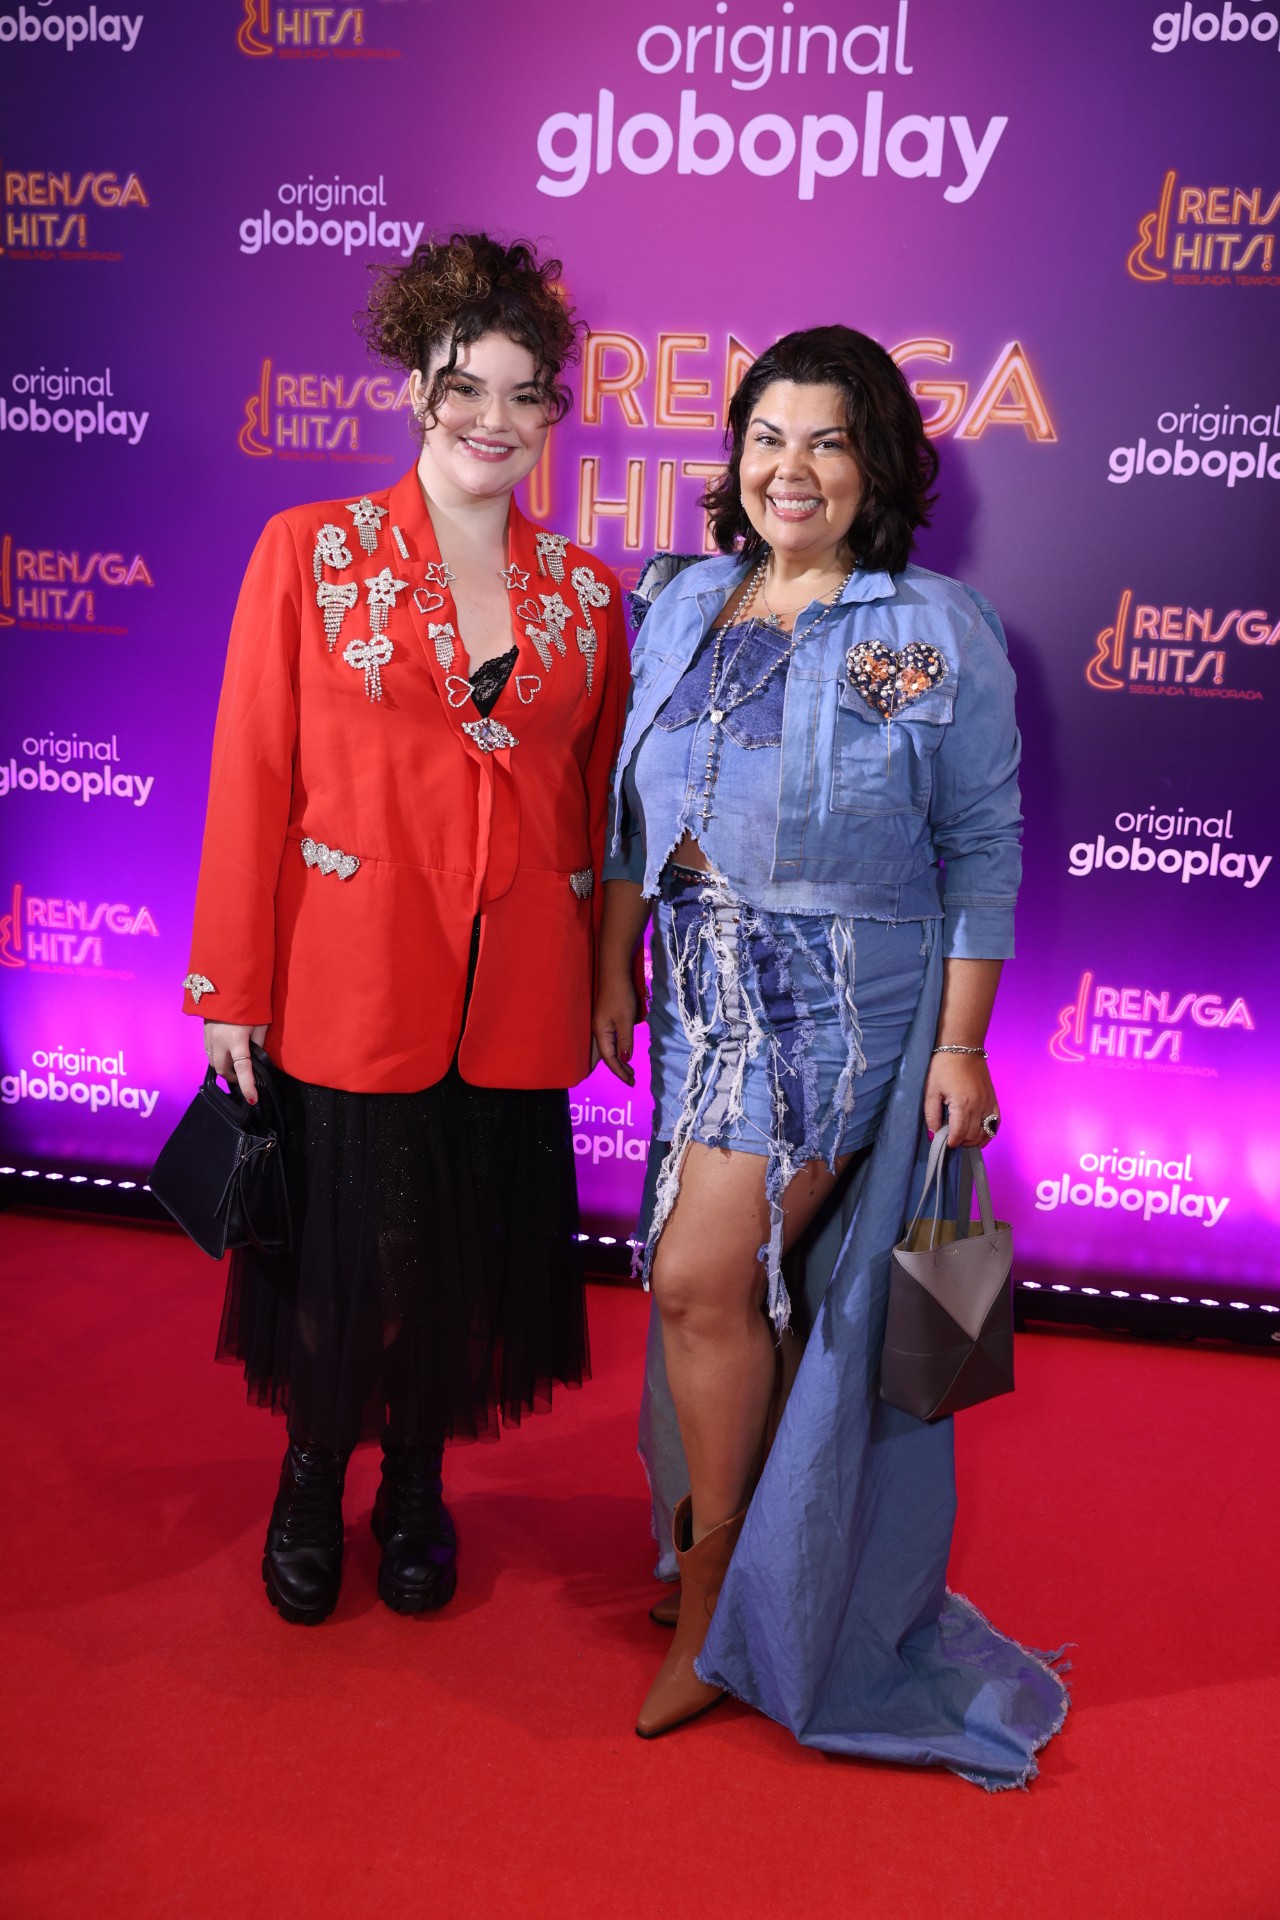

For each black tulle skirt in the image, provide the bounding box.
[216,1063,589,1451]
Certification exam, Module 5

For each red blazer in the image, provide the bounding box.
[184,467,629,1093]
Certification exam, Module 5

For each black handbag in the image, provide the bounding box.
[149,1043,292,1259]
[879,1130,1014,1422]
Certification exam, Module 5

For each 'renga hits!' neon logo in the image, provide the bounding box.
[238,356,408,460]
[1086,587,1277,698]
[1128,170,1280,285]
[0,881,158,974]
[236,2,397,58]
[1050,968,1255,1067]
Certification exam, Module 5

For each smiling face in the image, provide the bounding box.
[411,331,551,503]
[737,380,863,568]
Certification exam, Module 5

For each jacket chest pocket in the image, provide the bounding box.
[829,679,953,815]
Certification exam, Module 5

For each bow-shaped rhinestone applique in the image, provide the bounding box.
[576,628,597,696]
[571,565,611,618]
[316,580,359,651]
[845,640,946,720]
[347,497,388,554]
[571,567,609,696]
[535,533,568,581]
[429,622,456,670]
[313,523,353,581]
[343,635,393,702]
[301,838,360,880]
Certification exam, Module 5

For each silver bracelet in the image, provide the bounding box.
[932,1043,988,1058]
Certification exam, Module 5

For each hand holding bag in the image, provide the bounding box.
[879,1129,1014,1421]
[148,1043,292,1259]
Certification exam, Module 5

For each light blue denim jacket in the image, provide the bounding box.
[604,554,1022,959]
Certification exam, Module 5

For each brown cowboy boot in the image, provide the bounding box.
[635,1495,745,1738]
[649,1586,681,1627]
[648,1330,799,1632]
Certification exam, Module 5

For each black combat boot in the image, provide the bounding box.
[262,1441,347,1625]
[371,1444,457,1614]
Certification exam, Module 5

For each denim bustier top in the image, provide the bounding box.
[628,618,793,888]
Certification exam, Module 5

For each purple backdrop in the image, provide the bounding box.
[2,0,1277,1304]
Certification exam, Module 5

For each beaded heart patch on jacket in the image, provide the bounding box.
[845,640,945,719]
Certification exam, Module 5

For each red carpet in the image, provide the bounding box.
[1,1210,1277,1918]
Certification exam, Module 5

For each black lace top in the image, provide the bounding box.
[469,646,518,718]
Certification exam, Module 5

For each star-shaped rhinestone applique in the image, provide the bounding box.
[423,560,456,589]
[535,533,568,581]
[347,497,388,552]
[500,564,530,592]
[366,567,409,609]
[365,569,409,635]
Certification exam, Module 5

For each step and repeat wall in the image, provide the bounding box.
[1,0,1277,1305]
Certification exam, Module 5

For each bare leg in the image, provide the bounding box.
[650,1143,850,1542]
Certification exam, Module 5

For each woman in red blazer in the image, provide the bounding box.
[186,234,628,1625]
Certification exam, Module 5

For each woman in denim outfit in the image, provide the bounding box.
[594,328,1066,1785]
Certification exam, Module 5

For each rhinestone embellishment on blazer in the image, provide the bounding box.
[365,568,408,638]
[576,628,597,695]
[571,565,610,616]
[569,867,594,900]
[429,622,457,670]
[343,635,393,702]
[316,580,358,651]
[347,497,387,554]
[461,717,518,753]
[845,640,945,719]
[183,973,216,1003]
[301,838,360,880]
[313,523,352,580]
[538,593,570,654]
[535,532,568,581]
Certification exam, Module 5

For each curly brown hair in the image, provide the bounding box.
[360,232,581,427]
[702,326,939,576]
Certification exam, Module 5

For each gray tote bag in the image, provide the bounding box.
[879,1130,1014,1422]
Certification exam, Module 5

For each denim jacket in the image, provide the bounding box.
[604,554,1022,958]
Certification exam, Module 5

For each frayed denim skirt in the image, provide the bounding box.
[645,866,929,1331]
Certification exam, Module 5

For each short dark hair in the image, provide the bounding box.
[702,326,939,575]
[361,232,581,427]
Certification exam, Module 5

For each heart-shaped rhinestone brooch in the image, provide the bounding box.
[845,640,945,719]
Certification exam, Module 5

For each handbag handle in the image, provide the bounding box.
[954,1149,997,1243]
[213,1132,280,1255]
[204,1056,290,1256]
[904,1131,999,1251]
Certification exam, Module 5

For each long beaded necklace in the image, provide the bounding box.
[696,552,854,828]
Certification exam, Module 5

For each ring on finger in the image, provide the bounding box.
[981,1112,1000,1139]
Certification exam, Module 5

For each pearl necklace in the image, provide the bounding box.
[697,553,854,829]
